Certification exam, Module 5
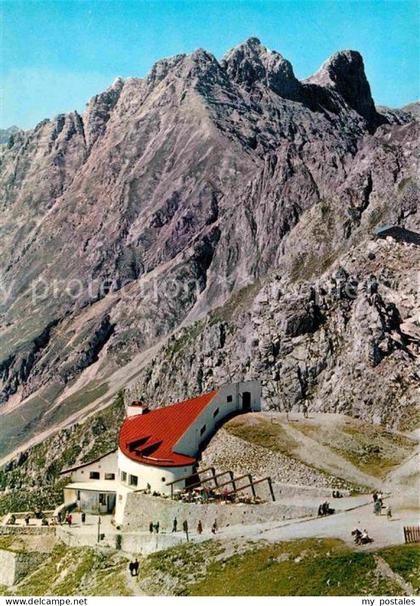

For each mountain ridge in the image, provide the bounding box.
[0,38,418,462]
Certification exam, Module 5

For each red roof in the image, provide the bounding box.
[119,391,218,467]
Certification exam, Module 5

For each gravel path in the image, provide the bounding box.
[215,501,419,550]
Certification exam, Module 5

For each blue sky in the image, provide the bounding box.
[2,0,419,129]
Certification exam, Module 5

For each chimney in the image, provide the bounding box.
[126,401,150,418]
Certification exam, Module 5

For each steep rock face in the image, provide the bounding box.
[307,50,378,127]
[128,235,419,429]
[84,77,125,148]
[0,39,418,459]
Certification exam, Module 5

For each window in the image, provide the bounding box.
[121,471,127,482]
[227,395,233,402]
[213,407,219,417]
[89,471,100,480]
[129,474,138,487]
[200,424,207,436]
[104,473,115,480]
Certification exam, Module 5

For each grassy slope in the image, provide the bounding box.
[225,415,299,455]
[225,414,415,483]
[380,545,420,593]
[2,539,418,597]
[224,416,369,492]
[0,544,132,597]
[293,419,415,478]
[189,539,399,596]
[0,391,125,514]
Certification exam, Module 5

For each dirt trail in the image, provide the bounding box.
[125,569,147,596]
[217,501,419,550]
[281,421,381,489]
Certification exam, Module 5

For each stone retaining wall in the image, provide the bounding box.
[0,526,55,536]
[0,549,47,586]
[121,492,316,534]
[120,532,189,554]
[274,483,350,499]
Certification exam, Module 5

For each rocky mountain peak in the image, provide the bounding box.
[146,48,226,92]
[221,37,300,99]
[146,53,187,84]
[307,49,377,125]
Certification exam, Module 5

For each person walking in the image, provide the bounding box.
[24,514,30,526]
[197,520,203,535]
[149,521,154,534]
[387,506,392,520]
[172,517,177,532]
[129,561,134,577]
[133,559,139,576]
[155,521,160,534]
[211,520,218,534]
[67,513,73,527]
[81,512,86,524]
[183,520,189,541]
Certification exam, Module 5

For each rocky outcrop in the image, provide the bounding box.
[307,50,378,127]
[0,126,20,145]
[222,37,301,99]
[128,235,419,429]
[84,78,125,148]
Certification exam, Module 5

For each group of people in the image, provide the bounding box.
[332,490,343,498]
[197,519,218,534]
[317,501,334,516]
[373,491,392,518]
[7,513,58,527]
[149,517,219,537]
[128,559,139,577]
[149,521,160,533]
[352,528,373,545]
[176,518,218,535]
[24,513,51,526]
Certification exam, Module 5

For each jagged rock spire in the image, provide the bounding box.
[222,37,301,99]
[307,50,377,125]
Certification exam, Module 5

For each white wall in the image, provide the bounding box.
[0,550,47,587]
[66,451,117,482]
[115,451,194,524]
[0,549,17,586]
[174,380,261,457]
[117,451,193,494]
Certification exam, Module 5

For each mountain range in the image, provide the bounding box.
[0,38,418,462]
